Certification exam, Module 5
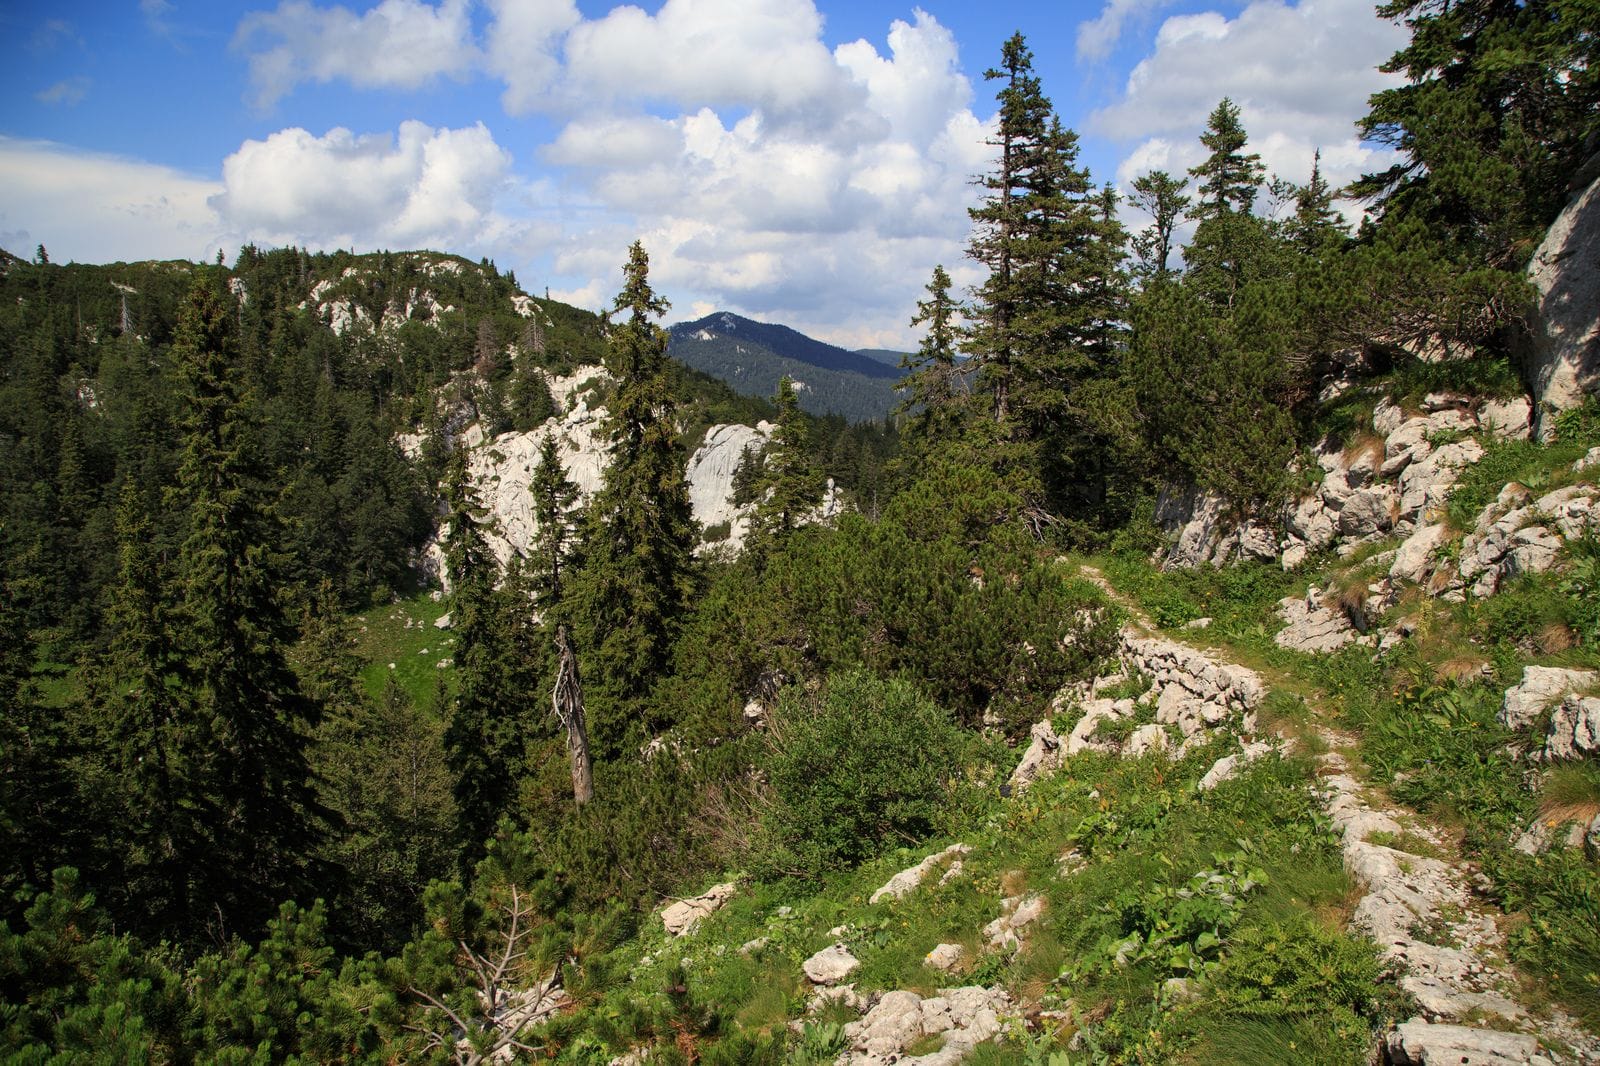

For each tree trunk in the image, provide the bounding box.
[551,624,593,805]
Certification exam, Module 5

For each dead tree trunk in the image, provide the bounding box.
[551,623,593,805]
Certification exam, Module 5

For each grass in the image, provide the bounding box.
[351,590,454,705]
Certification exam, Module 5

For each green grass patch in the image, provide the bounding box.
[352,591,454,705]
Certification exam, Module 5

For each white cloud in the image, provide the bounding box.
[1095,0,1408,210]
[210,121,517,251]
[1076,0,1177,62]
[483,0,581,116]
[0,137,225,264]
[235,0,478,109]
[36,77,91,106]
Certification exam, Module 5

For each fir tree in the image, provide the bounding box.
[1286,150,1346,252]
[1185,100,1273,309]
[1188,98,1266,220]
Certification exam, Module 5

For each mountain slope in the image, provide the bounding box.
[667,311,904,422]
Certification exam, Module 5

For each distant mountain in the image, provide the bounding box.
[856,348,911,368]
[667,311,904,423]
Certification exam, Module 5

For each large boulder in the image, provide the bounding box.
[1501,666,1598,730]
[1526,171,1600,439]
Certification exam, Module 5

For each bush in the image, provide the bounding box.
[759,670,969,874]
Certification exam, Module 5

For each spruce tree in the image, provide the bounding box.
[1185,100,1273,308]
[902,265,965,435]
[1287,150,1346,252]
[439,447,523,868]
[1188,98,1266,220]
[573,241,697,750]
[167,274,326,937]
[748,377,824,555]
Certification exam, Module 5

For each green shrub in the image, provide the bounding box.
[759,670,969,873]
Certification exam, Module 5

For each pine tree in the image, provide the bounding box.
[1129,170,1190,280]
[166,274,326,937]
[573,241,697,750]
[748,377,825,554]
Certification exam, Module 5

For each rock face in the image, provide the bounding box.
[659,883,737,937]
[1546,695,1600,760]
[1526,171,1600,439]
[1276,589,1365,653]
[414,370,805,587]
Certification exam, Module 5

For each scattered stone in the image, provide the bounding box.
[1479,396,1533,441]
[1124,723,1169,757]
[1183,616,1212,629]
[1390,523,1451,584]
[1576,446,1600,473]
[738,937,768,957]
[660,883,738,938]
[433,612,452,630]
[1197,741,1273,791]
[983,894,1043,952]
[802,943,860,986]
[435,658,453,668]
[870,843,973,904]
[924,943,965,973]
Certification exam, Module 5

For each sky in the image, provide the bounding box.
[0,0,1408,349]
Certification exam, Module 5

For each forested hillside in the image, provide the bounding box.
[3,2,1599,1063]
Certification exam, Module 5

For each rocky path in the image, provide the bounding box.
[1076,564,1599,1065]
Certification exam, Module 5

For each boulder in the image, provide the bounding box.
[924,943,965,973]
[1390,523,1451,584]
[802,943,860,985]
[1479,396,1533,440]
[1385,1021,1547,1066]
[1526,171,1600,439]
[1197,741,1273,791]
[1339,485,1397,537]
[660,883,738,937]
[1576,446,1600,472]
[1276,592,1363,654]
[1535,483,1597,539]
[1008,718,1063,793]
[1500,666,1598,730]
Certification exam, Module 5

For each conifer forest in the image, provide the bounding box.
[3,4,1600,1062]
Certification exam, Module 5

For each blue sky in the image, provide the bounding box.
[0,0,1407,347]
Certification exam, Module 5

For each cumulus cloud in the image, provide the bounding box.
[0,136,225,263]
[1096,0,1407,208]
[211,120,517,251]
[235,0,478,109]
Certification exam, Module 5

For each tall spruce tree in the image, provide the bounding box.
[166,274,326,938]
[439,447,524,869]
[1185,99,1272,308]
[573,241,697,751]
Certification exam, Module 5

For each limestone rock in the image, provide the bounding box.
[983,894,1044,951]
[1391,523,1451,584]
[1339,484,1398,537]
[1500,666,1597,730]
[1275,591,1362,653]
[685,421,771,550]
[1535,483,1597,539]
[1526,170,1600,439]
[660,883,737,937]
[1545,695,1600,759]
[433,611,452,630]
[1576,446,1600,472]
[924,943,965,973]
[1385,1021,1547,1066]
[1124,723,1169,756]
[1479,396,1533,440]
[802,943,860,985]
[1007,718,1063,793]
[842,986,1010,1066]
[870,843,972,905]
